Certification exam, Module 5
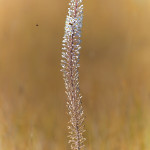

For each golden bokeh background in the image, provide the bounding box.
[0,0,150,149]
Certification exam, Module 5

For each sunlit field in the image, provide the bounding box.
[0,0,150,149]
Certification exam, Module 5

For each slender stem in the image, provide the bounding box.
[68,1,81,149]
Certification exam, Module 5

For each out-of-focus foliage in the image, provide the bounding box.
[0,0,150,149]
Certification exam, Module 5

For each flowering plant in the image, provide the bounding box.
[61,0,86,149]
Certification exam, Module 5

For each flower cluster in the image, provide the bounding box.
[61,0,85,150]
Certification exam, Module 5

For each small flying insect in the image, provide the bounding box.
[36,24,39,27]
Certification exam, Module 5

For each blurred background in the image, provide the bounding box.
[0,0,150,149]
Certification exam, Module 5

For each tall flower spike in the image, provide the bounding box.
[61,0,85,149]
